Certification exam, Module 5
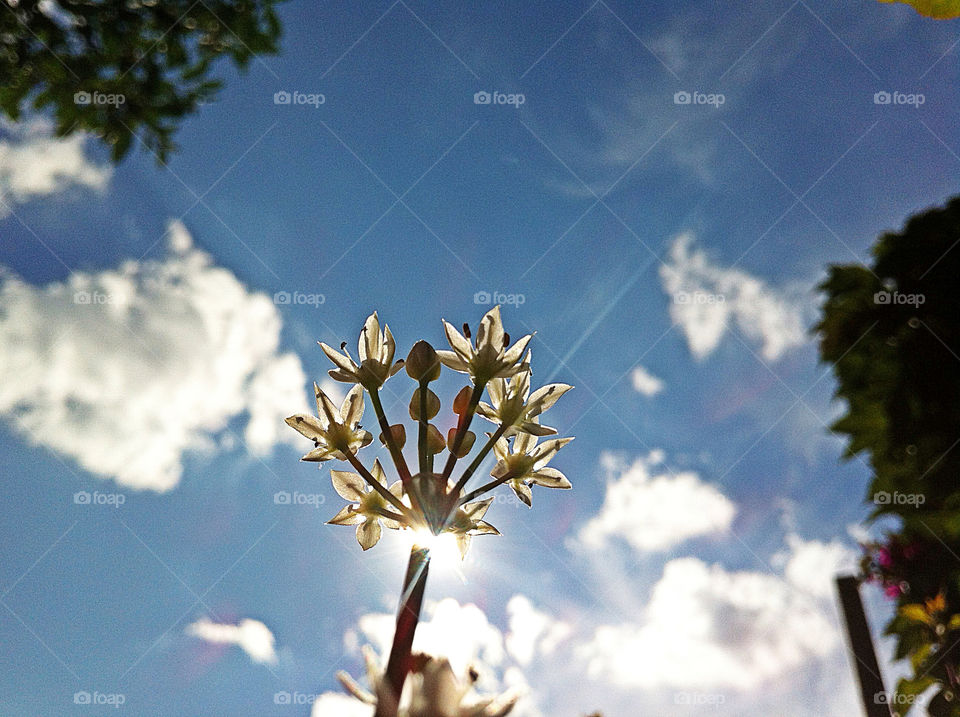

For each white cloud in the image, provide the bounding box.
[659,234,806,361]
[630,365,664,397]
[0,220,309,491]
[506,595,572,667]
[0,119,111,217]
[186,617,278,665]
[778,534,856,599]
[578,556,839,691]
[577,451,735,553]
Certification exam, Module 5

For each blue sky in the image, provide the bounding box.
[1,1,958,715]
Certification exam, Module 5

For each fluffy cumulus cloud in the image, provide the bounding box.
[0,119,111,217]
[576,451,735,553]
[505,595,572,667]
[186,617,278,664]
[0,220,309,491]
[578,556,839,691]
[778,534,856,599]
[630,365,664,397]
[659,234,806,361]
[312,597,545,717]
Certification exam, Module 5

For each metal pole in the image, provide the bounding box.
[836,575,893,717]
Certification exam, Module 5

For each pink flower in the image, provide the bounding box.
[877,547,893,569]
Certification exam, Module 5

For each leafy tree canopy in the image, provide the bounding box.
[0,0,283,162]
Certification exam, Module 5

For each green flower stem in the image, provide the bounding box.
[344,451,410,517]
[417,379,429,475]
[458,469,518,507]
[369,389,413,484]
[441,383,484,480]
[451,422,509,497]
[377,545,431,717]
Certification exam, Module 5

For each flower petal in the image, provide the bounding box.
[382,324,396,365]
[527,383,573,415]
[315,383,339,425]
[319,342,358,375]
[476,306,504,352]
[301,446,335,462]
[501,333,532,366]
[436,350,469,372]
[471,520,500,536]
[462,498,493,522]
[442,319,474,361]
[359,311,381,362]
[510,480,533,507]
[341,385,366,425]
[331,470,366,500]
[530,467,572,489]
[328,505,363,525]
[356,519,381,550]
[285,413,327,440]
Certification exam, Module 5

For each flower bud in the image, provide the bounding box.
[452,386,472,415]
[379,423,406,449]
[405,340,441,382]
[447,428,476,458]
[409,388,440,421]
[425,424,446,455]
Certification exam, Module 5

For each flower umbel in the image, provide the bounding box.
[338,647,518,717]
[285,307,572,717]
[437,306,532,383]
[285,383,372,461]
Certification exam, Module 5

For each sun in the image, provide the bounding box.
[400,528,464,572]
